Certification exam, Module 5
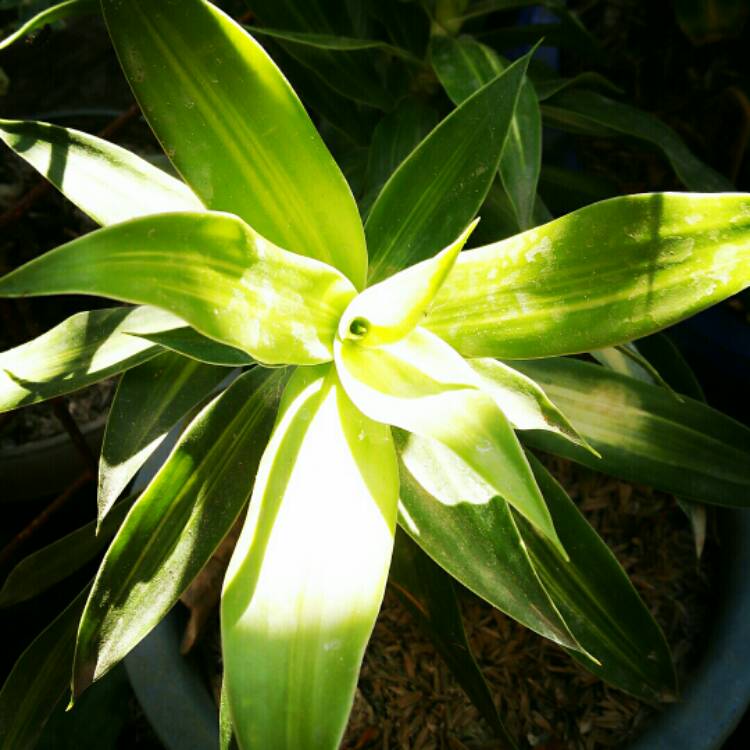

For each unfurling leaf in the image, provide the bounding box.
[335,327,565,555]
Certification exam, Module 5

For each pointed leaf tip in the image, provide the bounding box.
[339,220,478,347]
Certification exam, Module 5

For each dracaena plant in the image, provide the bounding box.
[2,1,750,749]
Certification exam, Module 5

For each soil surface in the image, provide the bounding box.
[336,456,713,750]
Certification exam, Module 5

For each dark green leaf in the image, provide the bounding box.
[244,4,396,110]
[515,357,750,507]
[431,36,541,230]
[98,352,229,523]
[361,98,439,216]
[389,529,517,746]
[72,366,286,697]
[0,586,90,750]
[0,498,133,608]
[129,328,253,367]
[518,455,677,701]
[541,90,733,192]
[0,0,97,51]
[366,48,532,281]
[395,428,578,648]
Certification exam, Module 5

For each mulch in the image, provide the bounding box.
[342,455,713,750]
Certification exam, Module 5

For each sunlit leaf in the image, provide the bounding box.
[98,352,229,524]
[222,364,399,750]
[469,357,590,448]
[72,367,286,697]
[335,326,564,554]
[102,0,367,288]
[338,221,476,346]
[431,36,541,229]
[427,192,750,358]
[0,118,202,226]
[0,586,89,750]
[0,211,356,365]
[515,357,750,507]
[0,306,182,413]
[395,429,578,648]
[366,48,532,281]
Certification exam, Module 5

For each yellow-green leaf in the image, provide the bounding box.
[334,326,565,554]
[0,118,202,226]
[0,306,182,413]
[427,192,750,358]
[222,364,399,750]
[102,0,367,288]
[0,211,356,365]
[338,221,477,347]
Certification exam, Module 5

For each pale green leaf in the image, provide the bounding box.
[219,679,236,750]
[469,357,590,449]
[335,326,565,554]
[222,364,399,750]
[102,0,367,288]
[0,586,89,750]
[431,36,541,229]
[0,305,182,413]
[366,48,532,281]
[515,357,750,507]
[338,221,477,346]
[0,0,97,51]
[395,429,578,648]
[427,192,750,358]
[0,211,356,365]
[98,352,228,524]
[72,366,286,697]
[0,118,202,226]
